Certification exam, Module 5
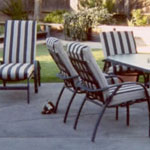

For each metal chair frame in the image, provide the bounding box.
[69,55,150,142]
[49,50,84,123]
[0,60,41,104]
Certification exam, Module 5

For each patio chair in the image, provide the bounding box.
[67,42,150,142]
[46,37,83,123]
[0,20,41,104]
[100,31,142,80]
[46,37,121,123]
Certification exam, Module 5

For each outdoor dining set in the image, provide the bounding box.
[0,19,150,142]
[46,32,150,142]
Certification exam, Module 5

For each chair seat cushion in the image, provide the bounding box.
[108,84,150,106]
[108,65,137,74]
[0,63,34,80]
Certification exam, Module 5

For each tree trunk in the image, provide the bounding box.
[34,0,42,20]
[124,0,130,18]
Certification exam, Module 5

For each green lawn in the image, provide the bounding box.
[0,44,104,83]
[37,44,104,82]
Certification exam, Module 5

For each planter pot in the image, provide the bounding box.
[118,73,138,82]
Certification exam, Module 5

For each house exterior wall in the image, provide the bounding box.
[25,0,71,13]
[0,0,149,15]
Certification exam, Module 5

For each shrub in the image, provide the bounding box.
[102,0,116,13]
[128,9,148,26]
[64,7,113,41]
[79,0,102,9]
[1,0,27,19]
[43,10,67,24]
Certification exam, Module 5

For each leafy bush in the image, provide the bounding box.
[64,7,113,41]
[44,10,67,23]
[1,0,27,19]
[79,0,102,9]
[102,0,115,13]
[128,9,148,26]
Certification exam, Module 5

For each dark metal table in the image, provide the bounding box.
[106,53,150,84]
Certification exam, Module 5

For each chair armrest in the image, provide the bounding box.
[56,73,79,81]
[77,81,147,93]
[104,73,123,83]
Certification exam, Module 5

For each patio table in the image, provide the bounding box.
[106,53,150,84]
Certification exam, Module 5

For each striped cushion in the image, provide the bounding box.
[108,65,136,74]
[46,37,59,51]
[46,37,79,84]
[4,20,37,64]
[67,42,148,104]
[67,42,108,90]
[100,31,137,58]
[0,63,34,80]
[109,84,150,106]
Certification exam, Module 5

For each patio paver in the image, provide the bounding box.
[0,83,150,149]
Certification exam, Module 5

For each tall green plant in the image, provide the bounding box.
[1,0,27,19]
[44,10,67,23]
[102,0,116,13]
[128,9,148,26]
[79,0,103,9]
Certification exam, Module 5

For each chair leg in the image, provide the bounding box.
[64,90,77,123]
[54,85,65,113]
[136,74,140,82]
[3,81,6,87]
[146,97,150,137]
[27,78,30,104]
[116,106,119,120]
[91,103,108,142]
[34,71,38,93]
[126,104,130,126]
[38,61,41,86]
[74,95,87,130]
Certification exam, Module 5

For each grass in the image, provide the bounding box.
[0,44,144,83]
[36,44,104,82]
[0,44,104,83]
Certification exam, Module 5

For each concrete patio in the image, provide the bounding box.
[0,83,150,150]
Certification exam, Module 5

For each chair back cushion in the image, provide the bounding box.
[100,31,137,58]
[4,20,37,64]
[46,37,78,86]
[67,42,109,100]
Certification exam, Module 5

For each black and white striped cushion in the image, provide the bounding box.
[46,37,59,51]
[3,20,37,64]
[100,31,137,58]
[100,31,137,73]
[109,84,149,106]
[67,42,109,90]
[67,42,148,104]
[108,65,135,74]
[0,63,34,80]
[46,37,79,84]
